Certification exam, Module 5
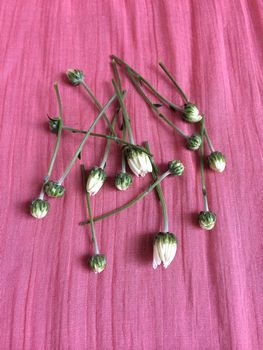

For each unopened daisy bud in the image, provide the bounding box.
[125,147,152,177]
[48,117,60,134]
[153,232,177,269]
[89,254,106,273]
[30,199,49,219]
[186,133,202,151]
[168,160,184,176]
[44,181,65,197]
[208,151,226,173]
[66,69,84,86]
[115,172,133,191]
[86,167,106,196]
[183,103,202,123]
[198,211,216,230]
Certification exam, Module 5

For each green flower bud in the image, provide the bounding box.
[153,232,177,269]
[48,118,60,134]
[44,181,65,198]
[66,69,84,86]
[183,103,202,123]
[89,254,106,273]
[30,199,49,219]
[186,133,202,151]
[115,172,133,191]
[198,211,216,230]
[168,160,184,176]
[208,151,226,173]
[86,167,106,196]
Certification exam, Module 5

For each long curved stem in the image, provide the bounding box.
[81,165,99,254]
[200,117,209,212]
[57,94,116,185]
[126,68,189,139]
[158,62,189,103]
[44,83,63,183]
[80,80,116,136]
[111,55,185,113]
[112,79,135,144]
[145,142,169,233]
[79,170,171,225]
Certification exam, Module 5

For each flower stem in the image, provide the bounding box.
[145,142,169,233]
[62,126,152,156]
[158,62,189,103]
[126,68,189,139]
[79,170,171,225]
[44,83,63,183]
[121,149,126,173]
[111,55,184,113]
[200,116,209,212]
[112,79,135,145]
[100,113,118,169]
[80,80,116,136]
[57,94,116,185]
[112,58,122,91]
[204,128,215,153]
[81,165,99,254]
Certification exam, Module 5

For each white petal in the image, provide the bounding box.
[128,158,141,176]
[153,244,161,269]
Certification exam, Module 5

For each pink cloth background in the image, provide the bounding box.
[1,1,262,349]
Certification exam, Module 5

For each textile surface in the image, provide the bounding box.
[0,1,262,349]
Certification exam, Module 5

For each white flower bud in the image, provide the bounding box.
[208,151,226,173]
[115,172,133,191]
[153,232,177,269]
[30,199,49,219]
[86,167,106,196]
[183,103,202,123]
[125,147,152,177]
[89,254,106,273]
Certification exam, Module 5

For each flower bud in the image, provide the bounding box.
[186,133,202,151]
[30,199,49,219]
[86,167,106,196]
[153,232,177,269]
[89,254,106,273]
[183,103,202,123]
[48,117,60,134]
[66,69,84,86]
[198,211,216,230]
[125,147,152,177]
[115,172,133,191]
[44,181,65,197]
[208,151,226,173]
[168,160,184,176]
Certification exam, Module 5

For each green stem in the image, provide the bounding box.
[112,79,135,145]
[57,94,116,185]
[100,113,118,169]
[145,142,169,233]
[126,68,189,139]
[62,126,152,157]
[204,129,215,153]
[158,62,189,103]
[112,59,122,91]
[44,83,63,182]
[79,170,171,225]
[80,80,116,136]
[81,165,99,254]
[111,55,185,113]
[200,116,209,212]
[121,149,126,173]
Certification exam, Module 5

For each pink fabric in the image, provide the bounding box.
[1,1,262,349]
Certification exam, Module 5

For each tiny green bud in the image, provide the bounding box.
[208,151,226,173]
[30,199,49,219]
[186,133,202,151]
[66,69,84,86]
[86,167,106,196]
[198,211,216,230]
[168,160,184,176]
[183,103,202,123]
[44,181,65,198]
[89,254,106,273]
[48,117,60,134]
[115,172,133,191]
[153,232,177,269]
